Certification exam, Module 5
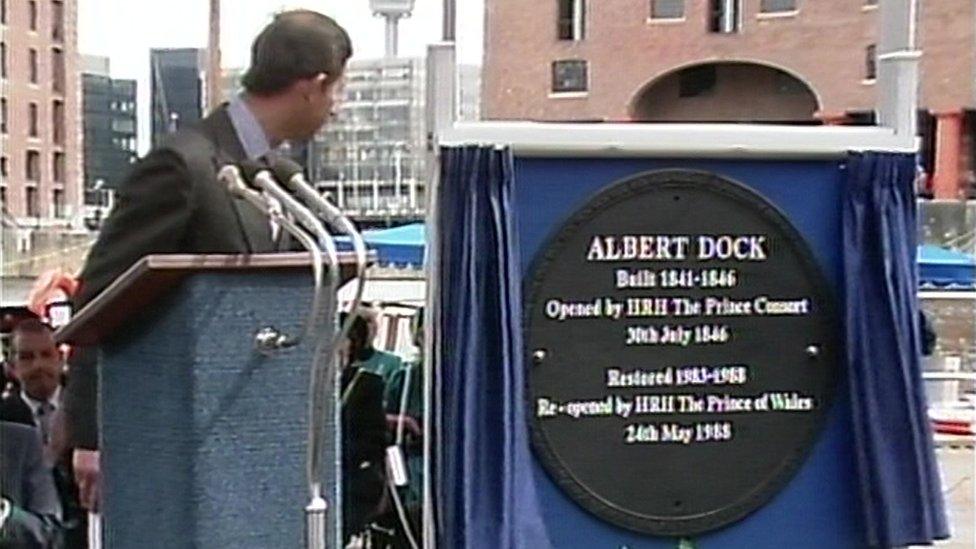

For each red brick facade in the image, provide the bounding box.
[483,1,974,197]
[1,0,82,225]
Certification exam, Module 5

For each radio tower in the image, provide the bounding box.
[369,0,416,58]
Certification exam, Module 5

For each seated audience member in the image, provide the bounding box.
[0,421,62,548]
[375,309,425,547]
[354,306,404,388]
[338,313,389,541]
[1,319,86,547]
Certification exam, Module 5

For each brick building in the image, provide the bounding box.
[482,0,975,199]
[1,0,83,225]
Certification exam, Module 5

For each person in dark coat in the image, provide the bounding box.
[62,10,353,512]
[1,319,86,547]
[0,421,61,548]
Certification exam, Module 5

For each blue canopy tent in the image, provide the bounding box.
[338,223,426,267]
[917,244,976,289]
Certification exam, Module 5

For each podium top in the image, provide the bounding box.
[56,252,369,346]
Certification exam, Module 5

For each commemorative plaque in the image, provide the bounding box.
[525,170,839,535]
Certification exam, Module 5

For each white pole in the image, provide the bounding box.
[394,146,403,211]
[877,0,920,148]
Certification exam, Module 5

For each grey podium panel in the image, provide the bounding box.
[100,272,337,548]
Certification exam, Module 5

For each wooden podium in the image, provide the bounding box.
[57,253,364,549]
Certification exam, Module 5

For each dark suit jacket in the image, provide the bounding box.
[0,393,86,548]
[65,105,278,450]
[0,392,34,428]
[0,422,61,548]
[340,367,389,538]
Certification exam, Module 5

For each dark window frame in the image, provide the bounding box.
[28,102,38,137]
[551,59,589,93]
[760,0,797,13]
[556,0,586,41]
[865,44,877,80]
[650,0,684,19]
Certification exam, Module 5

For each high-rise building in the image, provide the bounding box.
[1,0,83,227]
[81,55,137,220]
[482,0,975,199]
[308,58,481,224]
[311,57,428,224]
[150,48,203,147]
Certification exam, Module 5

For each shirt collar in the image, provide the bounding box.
[227,93,273,161]
[21,385,60,416]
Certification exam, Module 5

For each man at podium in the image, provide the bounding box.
[62,10,354,513]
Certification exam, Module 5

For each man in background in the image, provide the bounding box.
[1,319,86,547]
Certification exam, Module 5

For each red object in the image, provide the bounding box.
[932,419,975,436]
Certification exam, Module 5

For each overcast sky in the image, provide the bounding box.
[78,0,484,153]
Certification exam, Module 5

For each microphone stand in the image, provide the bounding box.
[250,169,343,549]
[219,165,325,349]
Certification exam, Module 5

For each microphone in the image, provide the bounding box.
[240,160,344,542]
[240,160,339,259]
[269,157,370,338]
[269,159,346,225]
[219,164,326,351]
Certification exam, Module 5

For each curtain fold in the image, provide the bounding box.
[434,145,551,549]
[842,151,949,548]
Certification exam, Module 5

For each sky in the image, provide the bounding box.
[78,0,485,153]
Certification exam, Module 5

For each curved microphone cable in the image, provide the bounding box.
[242,163,344,520]
[225,163,338,549]
[270,158,370,345]
[218,164,324,349]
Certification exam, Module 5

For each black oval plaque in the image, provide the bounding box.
[526,170,839,536]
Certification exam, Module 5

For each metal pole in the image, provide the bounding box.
[207,0,222,111]
[385,16,399,58]
[442,0,455,41]
[877,0,920,147]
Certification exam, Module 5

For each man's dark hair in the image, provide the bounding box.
[10,318,54,349]
[242,10,353,96]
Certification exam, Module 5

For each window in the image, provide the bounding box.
[52,48,65,93]
[1,0,6,24]
[53,152,64,182]
[1,42,7,79]
[26,151,41,182]
[865,44,877,80]
[556,0,585,40]
[52,100,64,144]
[26,187,38,217]
[52,189,64,217]
[679,65,717,97]
[28,102,38,137]
[760,0,796,13]
[710,0,741,33]
[650,0,684,19]
[52,0,64,41]
[112,118,135,133]
[552,59,588,93]
[29,49,38,83]
[1,157,7,178]
[1,97,6,134]
[28,0,37,30]
[0,186,6,210]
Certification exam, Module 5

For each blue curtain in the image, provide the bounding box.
[842,152,949,547]
[435,146,551,549]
